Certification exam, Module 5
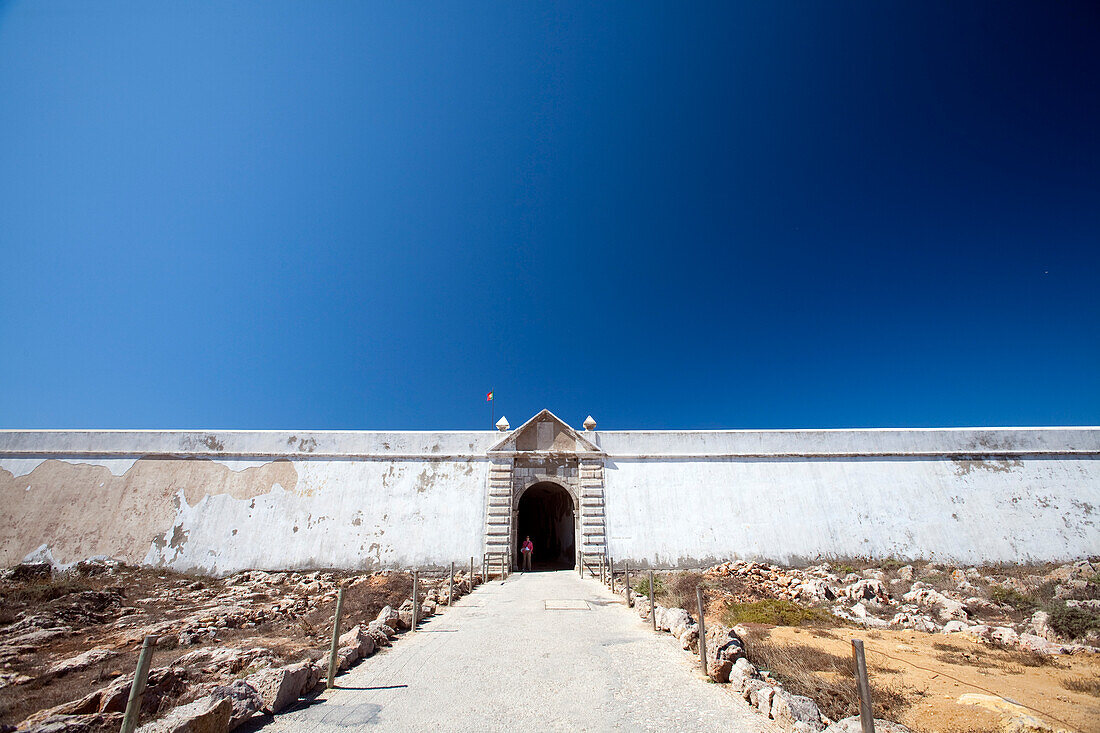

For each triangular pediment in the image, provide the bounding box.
[488,409,602,454]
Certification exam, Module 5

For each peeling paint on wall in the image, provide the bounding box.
[0,425,1096,574]
[0,457,298,566]
[142,458,489,575]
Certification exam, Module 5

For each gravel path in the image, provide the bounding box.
[259,570,777,732]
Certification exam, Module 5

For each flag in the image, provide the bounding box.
[486,391,493,402]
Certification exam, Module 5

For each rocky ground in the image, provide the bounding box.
[615,558,1100,733]
[0,560,480,732]
[4,557,1097,733]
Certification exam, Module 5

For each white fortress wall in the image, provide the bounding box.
[2,424,1098,574]
[595,428,1100,566]
[0,430,494,575]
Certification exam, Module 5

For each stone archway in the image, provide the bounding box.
[515,481,576,570]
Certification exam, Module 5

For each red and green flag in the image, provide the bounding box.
[486,391,493,402]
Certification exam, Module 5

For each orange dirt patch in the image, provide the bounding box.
[759,625,1100,733]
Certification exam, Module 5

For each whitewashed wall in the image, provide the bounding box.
[602,455,1100,566]
[144,457,490,575]
[594,427,1100,565]
[0,430,493,575]
[2,425,1097,573]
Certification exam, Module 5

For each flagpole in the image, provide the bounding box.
[491,387,494,428]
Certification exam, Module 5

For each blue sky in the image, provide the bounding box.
[1,1,1097,430]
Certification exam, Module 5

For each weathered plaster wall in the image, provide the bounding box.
[142,457,488,575]
[0,457,298,568]
[2,425,1097,573]
[601,453,1100,566]
[0,430,492,575]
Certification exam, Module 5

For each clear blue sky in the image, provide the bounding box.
[1,1,1097,430]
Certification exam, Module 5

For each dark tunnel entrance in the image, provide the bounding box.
[516,482,576,570]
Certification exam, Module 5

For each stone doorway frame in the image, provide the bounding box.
[482,410,607,571]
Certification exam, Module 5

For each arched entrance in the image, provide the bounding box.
[515,482,576,570]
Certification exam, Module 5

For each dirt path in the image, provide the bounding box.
[257,570,778,732]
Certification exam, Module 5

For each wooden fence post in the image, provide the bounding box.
[648,570,656,631]
[448,561,454,606]
[119,635,157,733]
[411,571,419,631]
[696,586,708,677]
[325,587,347,688]
[852,639,875,733]
[625,566,631,607]
[470,556,475,591]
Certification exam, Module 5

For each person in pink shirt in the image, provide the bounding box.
[520,536,534,571]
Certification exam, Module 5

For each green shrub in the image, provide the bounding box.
[1048,604,1100,640]
[990,586,1038,613]
[833,564,856,575]
[634,574,665,598]
[722,599,836,627]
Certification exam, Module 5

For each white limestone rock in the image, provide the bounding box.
[1025,610,1055,641]
[339,624,376,658]
[247,661,311,713]
[753,685,777,714]
[824,717,912,733]
[135,695,231,733]
[990,626,1020,646]
[771,690,825,731]
[902,583,968,622]
[47,648,116,676]
[376,604,404,631]
[207,680,263,729]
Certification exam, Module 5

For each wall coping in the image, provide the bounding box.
[1,426,1097,459]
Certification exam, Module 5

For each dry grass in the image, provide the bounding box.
[1060,675,1100,696]
[931,640,1059,674]
[932,643,998,671]
[658,571,705,610]
[739,631,912,721]
[0,577,97,605]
